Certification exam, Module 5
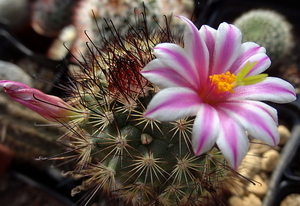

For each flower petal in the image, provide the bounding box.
[216,109,249,170]
[199,24,216,69]
[178,15,209,85]
[192,104,219,155]
[231,77,296,103]
[211,23,242,75]
[0,80,81,122]
[0,80,31,90]
[144,87,201,121]
[230,42,270,75]
[218,100,279,146]
[141,59,196,89]
[9,89,59,121]
[153,43,200,89]
[245,54,270,76]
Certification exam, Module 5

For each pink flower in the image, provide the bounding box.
[141,16,296,170]
[0,80,84,122]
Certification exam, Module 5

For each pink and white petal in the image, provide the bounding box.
[153,43,200,88]
[230,43,270,75]
[0,80,78,121]
[218,100,279,146]
[11,93,52,119]
[144,87,201,122]
[216,110,249,170]
[199,24,216,64]
[231,77,296,103]
[0,85,53,118]
[177,15,209,84]
[6,89,62,121]
[244,100,278,124]
[210,23,242,75]
[0,80,31,91]
[192,104,219,155]
[231,53,270,76]
[12,89,76,120]
[141,59,196,89]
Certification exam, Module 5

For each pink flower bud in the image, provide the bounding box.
[0,80,83,122]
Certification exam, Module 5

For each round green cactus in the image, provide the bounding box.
[233,9,293,64]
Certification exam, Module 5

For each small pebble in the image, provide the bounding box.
[229,196,244,206]
[249,140,271,155]
[238,154,261,180]
[246,174,267,198]
[261,149,279,172]
[280,194,300,206]
[243,193,262,206]
[278,125,291,145]
[227,179,246,196]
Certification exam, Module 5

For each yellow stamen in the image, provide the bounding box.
[209,61,268,95]
[209,71,236,94]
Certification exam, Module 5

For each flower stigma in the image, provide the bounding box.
[235,61,268,86]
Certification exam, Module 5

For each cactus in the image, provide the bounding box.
[26,0,194,61]
[233,9,292,65]
[70,0,194,60]
[31,0,76,37]
[55,13,242,205]
[0,3,295,205]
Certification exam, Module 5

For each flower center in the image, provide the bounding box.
[209,71,236,94]
[208,62,268,96]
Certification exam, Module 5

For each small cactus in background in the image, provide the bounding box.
[9,0,194,61]
[70,0,195,60]
[31,0,76,37]
[233,9,293,65]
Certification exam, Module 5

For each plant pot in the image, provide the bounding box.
[263,99,300,206]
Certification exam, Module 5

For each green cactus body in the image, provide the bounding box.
[233,9,292,64]
[58,14,240,206]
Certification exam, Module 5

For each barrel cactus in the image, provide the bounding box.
[233,9,293,65]
[61,14,235,205]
